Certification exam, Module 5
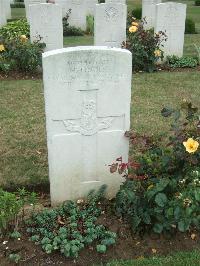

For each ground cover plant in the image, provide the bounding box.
[26,186,117,258]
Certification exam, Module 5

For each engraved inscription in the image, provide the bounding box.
[105,7,118,21]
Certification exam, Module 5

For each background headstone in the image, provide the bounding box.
[94,3,127,48]
[106,0,126,3]
[68,0,87,30]
[24,0,46,22]
[30,3,63,51]
[42,46,132,205]
[4,0,11,19]
[55,0,71,18]
[85,0,98,16]
[155,2,187,58]
[0,0,7,27]
[142,0,162,29]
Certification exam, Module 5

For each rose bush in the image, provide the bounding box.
[125,18,167,72]
[111,101,200,235]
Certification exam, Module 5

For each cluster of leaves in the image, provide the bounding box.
[167,55,198,68]
[26,186,116,258]
[0,36,45,73]
[0,19,29,40]
[63,10,84,37]
[112,101,200,235]
[125,19,167,72]
[0,188,37,235]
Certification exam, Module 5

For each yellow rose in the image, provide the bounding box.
[20,35,28,42]
[183,138,199,153]
[154,49,161,57]
[0,44,5,52]
[129,26,138,33]
[132,22,139,27]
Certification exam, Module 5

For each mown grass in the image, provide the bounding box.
[0,71,200,187]
[106,250,200,266]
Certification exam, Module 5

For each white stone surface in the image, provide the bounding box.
[24,0,46,22]
[0,0,7,27]
[54,0,71,18]
[142,0,162,29]
[85,0,98,16]
[4,0,11,19]
[106,0,126,3]
[155,2,186,58]
[29,3,63,51]
[94,3,127,48]
[42,46,132,205]
[68,0,87,30]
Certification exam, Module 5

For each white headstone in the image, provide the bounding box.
[142,0,162,29]
[155,2,187,58]
[24,0,46,22]
[54,0,71,18]
[0,0,7,27]
[29,3,63,51]
[42,46,132,205]
[94,3,127,48]
[68,0,87,30]
[4,0,11,19]
[85,0,98,16]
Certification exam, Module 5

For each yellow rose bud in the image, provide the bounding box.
[154,49,161,57]
[20,35,28,42]
[129,26,138,33]
[0,44,5,52]
[132,22,139,27]
[183,138,199,153]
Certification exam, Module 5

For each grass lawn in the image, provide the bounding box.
[107,250,200,266]
[0,71,200,188]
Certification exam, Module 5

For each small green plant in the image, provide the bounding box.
[195,0,200,6]
[185,18,196,34]
[86,15,94,35]
[167,55,198,68]
[0,188,37,235]
[10,230,21,239]
[0,190,22,235]
[27,186,117,258]
[9,253,21,264]
[0,19,29,40]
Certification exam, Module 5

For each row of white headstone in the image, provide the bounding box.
[0,0,12,27]
[28,1,187,59]
[28,2,127,51]
[142,0,186,58]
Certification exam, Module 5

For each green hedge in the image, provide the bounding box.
[11,3,25,8]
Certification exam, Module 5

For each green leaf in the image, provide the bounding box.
[155,193,167,207]
[96,244,107,253]
[153,223,163,234]
[178,220,190,232]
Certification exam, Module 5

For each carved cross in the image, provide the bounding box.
[53,88,125,184]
